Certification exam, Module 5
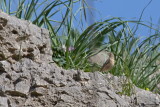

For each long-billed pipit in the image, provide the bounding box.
[100,52,115,72]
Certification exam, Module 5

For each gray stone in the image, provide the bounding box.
[0,61,11,73]
[0,97,8,107]
[30,87,47,96]
[15,79,30,95]
[135,89,160,107]
[0,11,51,64]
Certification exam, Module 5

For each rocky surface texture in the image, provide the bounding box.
[0,11,160,107]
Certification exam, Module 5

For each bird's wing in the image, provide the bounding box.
[100,59,110,71]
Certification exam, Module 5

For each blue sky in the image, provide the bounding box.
[86,0,160,36]
[88,0,159,24]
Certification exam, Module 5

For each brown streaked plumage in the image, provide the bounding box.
[100,52,115,72]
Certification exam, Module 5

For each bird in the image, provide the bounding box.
[100,52,115,72]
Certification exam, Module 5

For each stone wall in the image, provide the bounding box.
[0,11,159,107]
